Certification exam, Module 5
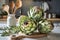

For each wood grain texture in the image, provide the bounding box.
[1,18,60,22]
[11,33,47,40]
[47,18,60,22]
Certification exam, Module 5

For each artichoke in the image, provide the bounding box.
[38,20,53,33]
[18,15,29,25]
[27,6,43,22]
[18,15,36,35]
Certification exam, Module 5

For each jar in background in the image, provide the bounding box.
[52,13,56,18]
[7,14,16,27]
[48,13,51,19]
[44,12,47,19]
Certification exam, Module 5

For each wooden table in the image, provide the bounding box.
[11,33,47,40]
[47,18,60,22]
[1,18,60,22]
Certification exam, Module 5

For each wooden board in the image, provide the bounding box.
[1,18,60,22]
[11,33,47,40]
[47,18,60,22]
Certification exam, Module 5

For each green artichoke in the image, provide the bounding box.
[18,15,37,35]
[27,6,43,22]
[18,15,29,26]
[38,20,53,33]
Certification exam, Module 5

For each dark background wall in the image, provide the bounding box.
[21,0,42,15]
[47,0,60,18]
[0,0,60,18]
[22,0,60,18]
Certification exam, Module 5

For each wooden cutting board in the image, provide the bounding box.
[11,33,47,40]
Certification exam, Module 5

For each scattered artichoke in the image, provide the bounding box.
[18,15,37,35]
[27,6,43,22]
[38,19,53,33]
[18,15,29,26]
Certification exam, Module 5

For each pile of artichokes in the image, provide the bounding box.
[18,6,53,35]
